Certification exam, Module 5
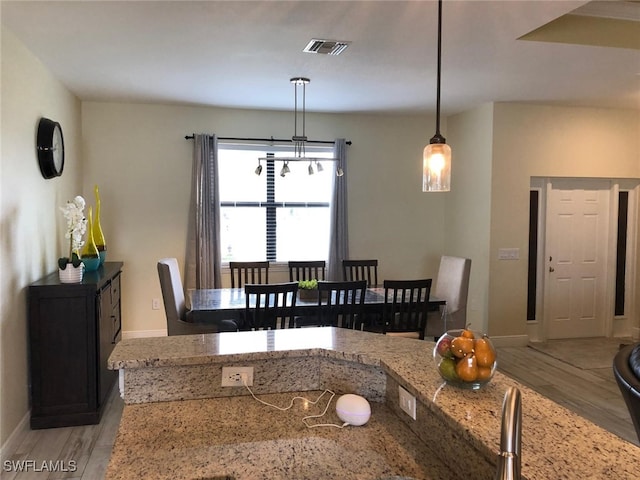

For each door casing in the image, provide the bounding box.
[529,177,639,342]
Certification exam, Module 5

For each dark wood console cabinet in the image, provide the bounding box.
[28,262,123,429]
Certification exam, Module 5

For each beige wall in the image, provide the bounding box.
[489,103,640,338]
[80,102,444,334]
[446,103,494,333]
[3,26,639,453]
[1,29,82,448]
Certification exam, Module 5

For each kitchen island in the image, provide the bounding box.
[106,327,640,479]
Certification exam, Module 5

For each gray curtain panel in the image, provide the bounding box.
[185,134,222,292]
[327,138,349,280]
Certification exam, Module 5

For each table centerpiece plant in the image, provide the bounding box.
[298,279,319,300]
[58,195,87,283]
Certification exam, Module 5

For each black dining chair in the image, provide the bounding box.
[230,261,269,288]
[342,259,378,287]
[244,282,298,330]
[315,280,367,329]
[380,278,432,340]
[288,260,326,282]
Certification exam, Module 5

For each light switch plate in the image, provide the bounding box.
[498,248,520,260]
[398,385,416,420]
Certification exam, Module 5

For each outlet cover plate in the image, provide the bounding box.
[398,385,416,420]
[221,366,254,387]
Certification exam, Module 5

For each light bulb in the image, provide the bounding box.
[422,142,451,192]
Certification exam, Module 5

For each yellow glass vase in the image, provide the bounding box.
[81,207,101,272]
[93,185,107,265]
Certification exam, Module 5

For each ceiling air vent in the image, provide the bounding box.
[303,39,351,55]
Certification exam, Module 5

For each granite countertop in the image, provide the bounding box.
[108,327,640,480]
[106,391,450,480]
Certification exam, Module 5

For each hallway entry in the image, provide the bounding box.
[529,178,638,341]
[545,179,609,339]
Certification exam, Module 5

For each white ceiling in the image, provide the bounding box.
[2,0,639,115]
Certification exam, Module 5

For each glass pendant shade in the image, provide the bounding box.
[422,141,451,192]
[422,0,451,193]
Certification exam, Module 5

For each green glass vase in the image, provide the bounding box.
[81,207,101,272]
[93,185,107,265]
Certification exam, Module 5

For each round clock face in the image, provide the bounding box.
[52,124,64,173]
[36,117,64,179]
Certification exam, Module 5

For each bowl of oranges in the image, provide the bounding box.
[433,328,497,390]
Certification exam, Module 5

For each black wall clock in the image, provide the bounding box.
[36,117,64,179]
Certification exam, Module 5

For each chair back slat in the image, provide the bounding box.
[230,261,269,288]
[342,259,378,287]
[288,260,326,282]
[383,278,432,339]
[245,282,298,330]
[317,280,367,329]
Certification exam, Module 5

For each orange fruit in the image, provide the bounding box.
[451,336,474,358]
[455,354,478,382]
[476,366,493,381]
[460,329,475,339]
[474,336,496,368]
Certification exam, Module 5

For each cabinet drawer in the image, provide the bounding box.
[111,274,121,305]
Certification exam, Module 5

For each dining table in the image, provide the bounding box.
[189,287,445,329]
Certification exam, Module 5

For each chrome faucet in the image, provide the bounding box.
[495,386,522,480]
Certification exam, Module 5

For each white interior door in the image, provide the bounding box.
[544,179,610,339]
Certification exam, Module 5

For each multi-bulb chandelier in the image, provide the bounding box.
[257,77,340,177]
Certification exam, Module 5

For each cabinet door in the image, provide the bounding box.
[29,289,97,418]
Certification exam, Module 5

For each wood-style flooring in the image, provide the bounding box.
[2,386,123,480]
[2,338,637,479]
[497,338,639,447]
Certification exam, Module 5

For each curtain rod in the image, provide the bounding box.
[184,135,351,146]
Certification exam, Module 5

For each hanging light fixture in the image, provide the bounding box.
[259,77,338,175]
[422,0,451,192]
[255,159,263,175]
[280,161,290,177]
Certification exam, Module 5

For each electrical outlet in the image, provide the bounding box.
[398,385,416,420]
[152,298,161,310]
[221,366,254,387]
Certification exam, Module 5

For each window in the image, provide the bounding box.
[615,191,629,316]
[218,143,335,263]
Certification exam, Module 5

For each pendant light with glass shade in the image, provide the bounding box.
[423,0,451,192]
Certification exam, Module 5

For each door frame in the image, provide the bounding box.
[528,177,639,342]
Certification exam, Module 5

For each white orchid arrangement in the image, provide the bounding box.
[58,196,87,269]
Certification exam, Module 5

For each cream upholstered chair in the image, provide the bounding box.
[425,255,472,339]
[157,258,238,336]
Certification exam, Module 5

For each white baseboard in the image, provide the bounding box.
[0,410,30,462]
[122,329,167,340]
[489,334,530,348]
